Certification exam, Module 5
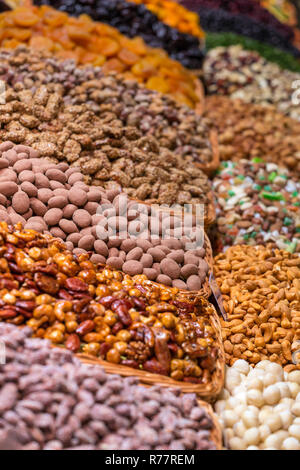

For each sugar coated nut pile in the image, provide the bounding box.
[204,45,300,121]
[0,223,220,383]
[0,48,212,208]
[0,142,210,291]
[215,360,300,450]
[0,5,199,108]
[212,160,300,253]
[0,323,217,450]
[204,95,300,177]
[34,0,205,70]
[0,46,213,167]
[214,244,300,370]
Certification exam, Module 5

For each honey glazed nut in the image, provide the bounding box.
[0,222,220,384]
[214,244,300,372]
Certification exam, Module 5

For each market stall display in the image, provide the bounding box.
[0,0,300,453]
[0,5,201,108]
[204,45,300,121]
[211,160,300,253]
[33,0,205,70]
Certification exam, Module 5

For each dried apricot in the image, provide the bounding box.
[95,37,120,56]
[29,36,54,51]
[11,7,40,27]
[3,27,32,41]
[102,58,126,73]
[118,48,139,65]
[146,77,170,94]
[66,25,91,43]
[131,59,156,79]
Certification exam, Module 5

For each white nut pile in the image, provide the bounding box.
[215,360,300,450]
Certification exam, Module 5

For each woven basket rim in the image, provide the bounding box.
[77,300,225,403]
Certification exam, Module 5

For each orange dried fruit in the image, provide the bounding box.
[66,25,91,43]
[118,48,139,65]
[102,58,126,73]
[2,27,32,41]
[146,76,170,94]
[43,9,67,27]
[2,38,22,48]
[131,59,156,79]
[29,36,54,51]
[95,37,120,56]
[11,7,40,27]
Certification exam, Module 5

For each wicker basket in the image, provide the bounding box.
[200,400,223,450]
[77,299,225,403]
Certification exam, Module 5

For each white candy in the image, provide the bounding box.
[242,410,259,428]
[235,404,247,417]
[247,389,264,407]
[244,428,260,446]
[227,396,241,409]
[264,433,283,450]
[279,410,293,430]
[259,424,271,441]
[294,417,300,425]
[215,400,227,414]
[281,398,294,408]
[264,362,284,379]
[224,428,235,443]
[263,385,281,405]
[229,437,246,450]
[263,372,277,388]
[222,409,239,428]
[233,420,247,439]
[247,446,259,450]
[265,414,282,433]
[282,437,300,450]
[246,377,264,391]
[288,382,300,399]
[259,408,273,424]
[288,371,300,385]
[256,360,271,371]
[233,359,250,375]
[225,369,242,392]
[277,382,291,399]
[288,424,300,440]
